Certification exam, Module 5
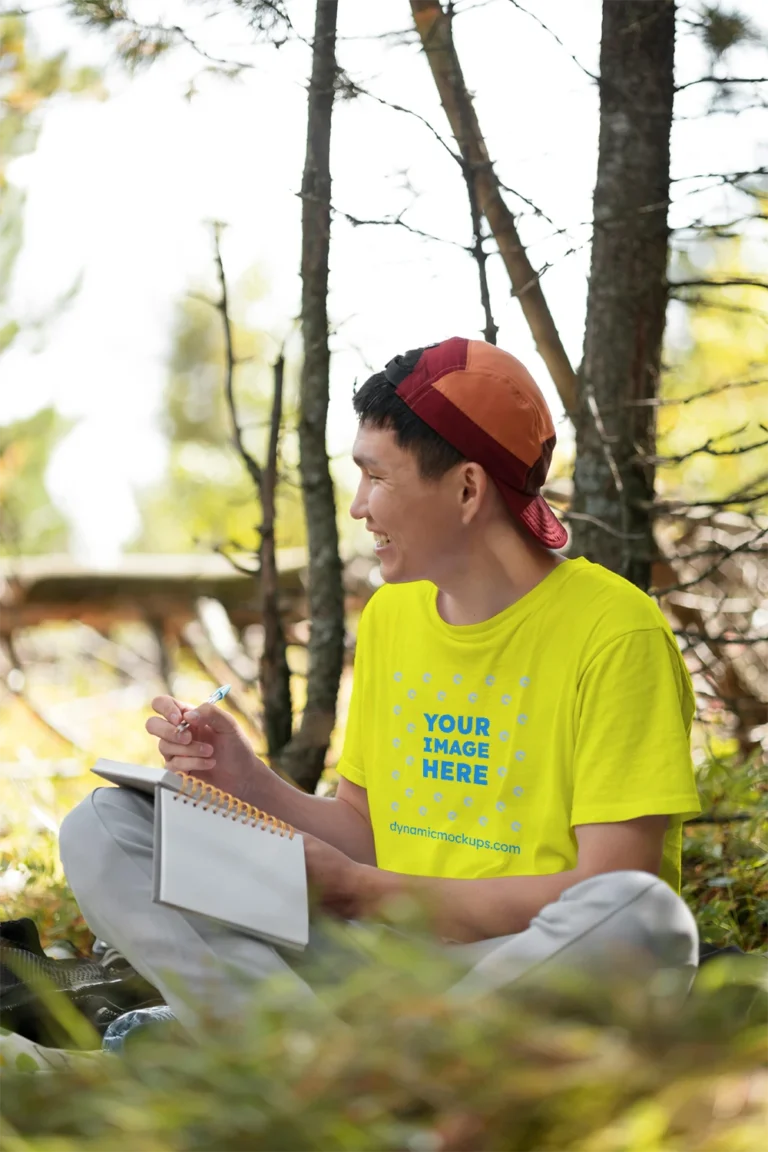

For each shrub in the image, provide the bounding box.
[1,928,766,1152]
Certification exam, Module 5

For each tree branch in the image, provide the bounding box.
[652,526,768,594]
[503,0,599,83]
[670,165,768,184]
[643,425,768,466]
[670,277,768,293]
[344,81,459,162]
[676,75,768,93]
[650,485,768,513]
[334,205,469,249]
[673,632,768,648]
[210,222,263,492]
[560,510,645,541]
[628,377,768,407]
[670,295,768,322]
[410,0,578,416]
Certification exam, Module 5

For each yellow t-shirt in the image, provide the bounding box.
[337,558,700,892]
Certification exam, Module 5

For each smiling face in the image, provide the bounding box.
[350,423,480,586]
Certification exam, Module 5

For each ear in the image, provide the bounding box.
[458,463,488,524]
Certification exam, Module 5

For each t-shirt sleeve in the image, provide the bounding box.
[335,602,372,789]
[571,627,701,826]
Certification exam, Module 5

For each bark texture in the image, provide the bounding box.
[278,0,345,792]
[258,353,293,758]
[410,0,577,414]
[570,1,676,589]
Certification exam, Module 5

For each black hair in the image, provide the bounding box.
[352,347,466,480]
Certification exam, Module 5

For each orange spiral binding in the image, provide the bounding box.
[172,772,295,838]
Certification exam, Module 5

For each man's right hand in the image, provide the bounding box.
[146,696,266,804]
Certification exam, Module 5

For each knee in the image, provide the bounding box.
[568,870,699,968]
[59,787,149,896]
[59,789,108,893]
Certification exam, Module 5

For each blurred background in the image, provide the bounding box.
[1,0,766,962]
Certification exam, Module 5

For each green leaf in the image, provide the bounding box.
[15,1051,40,1073]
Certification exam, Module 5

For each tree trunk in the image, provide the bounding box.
[278,0,345,793]
[212,224,293,761]
[410,0,577,416]
[570,1,676,589]
[259,352,293,757]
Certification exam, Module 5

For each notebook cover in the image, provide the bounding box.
[153,787,309,952]
[91,759,185,797]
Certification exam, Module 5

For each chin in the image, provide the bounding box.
[378,558,425,586]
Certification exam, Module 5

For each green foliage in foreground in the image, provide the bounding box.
[2,930,766,1152]
[683,752,768,952]
[1,751,766,1151]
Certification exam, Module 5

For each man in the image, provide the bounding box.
[60,337,701,1018]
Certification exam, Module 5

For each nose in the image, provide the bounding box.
[349,478,367,521]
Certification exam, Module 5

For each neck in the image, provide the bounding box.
[435,525,564,626]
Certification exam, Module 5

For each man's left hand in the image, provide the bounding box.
[303,833,369,919]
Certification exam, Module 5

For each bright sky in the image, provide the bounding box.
[4,0,767,562]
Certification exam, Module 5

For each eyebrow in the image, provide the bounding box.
[352,452,381,470]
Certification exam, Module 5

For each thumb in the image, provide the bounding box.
[182,702,239,734]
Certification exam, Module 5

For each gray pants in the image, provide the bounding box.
[59,788,699,1022]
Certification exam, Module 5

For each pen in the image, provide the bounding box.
[175,684,231,735]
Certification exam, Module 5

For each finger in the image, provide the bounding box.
[158,738,214,761]
[180,702,239,734]
[146,716,195,743]
[151,695,195,727]
[165,757,217,775]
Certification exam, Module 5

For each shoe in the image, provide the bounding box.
[1,920,164,1049]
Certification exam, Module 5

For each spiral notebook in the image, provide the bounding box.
[91,759,309,951]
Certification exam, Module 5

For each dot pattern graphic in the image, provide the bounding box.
[388,669,531,853]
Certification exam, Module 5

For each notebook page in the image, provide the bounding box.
[154,787,308,951]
